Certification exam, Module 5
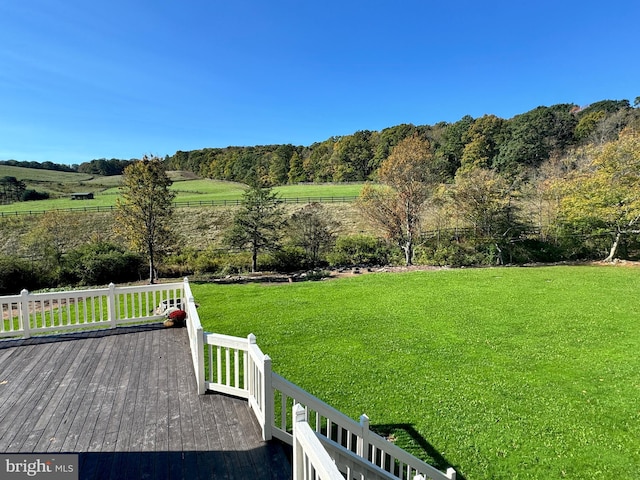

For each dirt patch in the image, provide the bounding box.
[329,265,446,279]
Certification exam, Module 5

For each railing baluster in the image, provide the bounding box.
[234,349,240,387]
[47,299,53,327]
[281,394,287,431]
[208,344,214,382]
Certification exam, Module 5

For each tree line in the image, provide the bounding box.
[4,97,638,185]
[3,123,640,294]
[0,160,76,172]
[76,158,137,176]
[2,97,640,293]
[0,158,137,177]
[166,98,640,185]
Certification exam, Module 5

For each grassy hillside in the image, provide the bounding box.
[0,165,95,183]
[0,166,363,214]
[0,168,369,255]
[191,265,640,480]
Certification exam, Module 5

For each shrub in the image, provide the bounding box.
[0,255,49,294]
[327,235,392,267]
[64,242,144,286]
[21,189,50,201]
[260,246,308,272]
[185,248,251,275]
[501,238,565,264]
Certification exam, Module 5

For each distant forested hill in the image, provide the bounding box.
[0,159,76,172]
[167,98,640,185]
[0,158,137,176]
[5,98,639,185]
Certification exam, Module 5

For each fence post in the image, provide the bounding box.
[262,354,274,441]
[107,283,117,328]
[20,289,30,339]
[358,413,370,460]
[293,404,307,480]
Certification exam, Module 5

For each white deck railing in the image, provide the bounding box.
[199,328,457,480]
[0,281,185,338]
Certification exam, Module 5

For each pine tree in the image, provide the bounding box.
[225,184,285,272]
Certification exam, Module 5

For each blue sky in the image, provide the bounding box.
[0,0,638,165]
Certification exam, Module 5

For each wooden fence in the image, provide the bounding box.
[0,196,358,217]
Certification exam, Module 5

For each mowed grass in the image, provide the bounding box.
[192,266,640,480]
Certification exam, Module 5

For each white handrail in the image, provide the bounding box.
[293,404,344,480]
[183,278,205,394]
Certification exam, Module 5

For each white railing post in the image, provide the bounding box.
[20,289,30,339]
[293,403,307,480]
[107,283,117,328]
[293,403,344,480]
[358,413,370,460]
[262,354,273,441]
[248,333,257,400]
[248,333,273,441]
[192,297,205,395]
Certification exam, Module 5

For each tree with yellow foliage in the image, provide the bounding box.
[115,155,176,283]
[357,135,441,265]
[556,130,640,261]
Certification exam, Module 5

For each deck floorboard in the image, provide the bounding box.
[0,325,292,480]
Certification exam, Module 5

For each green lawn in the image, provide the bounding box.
[191,266,640,480]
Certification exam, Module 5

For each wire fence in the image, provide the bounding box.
[0,196,360,217]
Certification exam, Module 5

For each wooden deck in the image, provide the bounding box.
[0,325,292,480]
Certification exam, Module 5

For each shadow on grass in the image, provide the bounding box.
[372,423,465,480]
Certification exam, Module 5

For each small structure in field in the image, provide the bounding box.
[70,192,94,200]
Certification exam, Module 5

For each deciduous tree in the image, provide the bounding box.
[459,115,506,173]
[451,167,514,238]
[0,176,26,204]
[556,130,640,261]
[358,135,441,265]
[114,155,176,283]
[287,152,306,183]
[24,211,80,273]
[287,203,338,266]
